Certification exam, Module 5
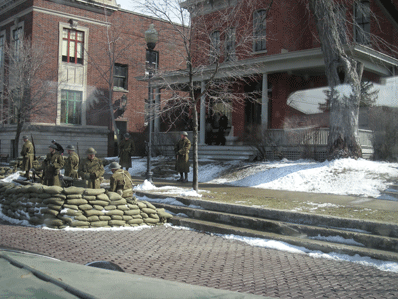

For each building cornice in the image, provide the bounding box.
[145,46,398,88]
[0,5,112,27]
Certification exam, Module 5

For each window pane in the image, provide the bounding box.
[62,40,68,56]
[70,31,76,40]
[77,32,83,41]
[61,90,82,124]
[63,29,68,39]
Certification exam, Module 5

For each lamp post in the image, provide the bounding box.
[145,24,158,182]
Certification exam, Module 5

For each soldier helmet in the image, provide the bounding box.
[52,140,56,143]
[22,135,28,140]
[109,162,121,170]
[181,131,188,136]
[66,145,75,151]
[124,133,130,138]
[86,147,97,154]
[49,144,57,150]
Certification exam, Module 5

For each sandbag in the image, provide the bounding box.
[99,216,111,221]
[104,205,117,210]
[137,202,147,209]
[107,192,122,201]
[144,218,159,224]
[67,194,83,199]
[84,188,105,196]
[74,215,88,221]
[117,205,129,211]
[63,187,85,195]
[108,220,126,226]
[83,195,96,201]
[70,221,90,227]
[127,219,143,225]
[111,215,123,220]
[142,208,157,214]
[110,198,127,206]
[79,204,93,210]
[93,205,104,211]
[104,210,124,216]
[85,210,104,217]
[88,200,109,207]
[67,199,88,205]
[96,194,110,202]
[143,201,157,210]
[123,209,140,216]
[63,204,79,210]
[90,221,109,227]
[44,218,64,226]
[87,216,100,222]
[43,186,63,194]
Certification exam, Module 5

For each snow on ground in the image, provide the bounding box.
[216,232,398,273]
[126,157,398,198]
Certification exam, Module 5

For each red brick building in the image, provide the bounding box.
[0,0,183,157]
[155,0,398,145]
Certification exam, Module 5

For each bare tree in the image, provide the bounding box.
[1,36,58,156]
[141,0,270,190]
[307,0,392,159]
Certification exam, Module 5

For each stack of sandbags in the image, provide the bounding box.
[0,167,16,179]
[0,182,173,229]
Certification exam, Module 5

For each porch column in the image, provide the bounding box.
[199,81,206,145]
[154,88,160,134]
[261,73,269,129]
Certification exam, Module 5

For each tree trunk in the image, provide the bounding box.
[192,101,199,191]
[309,0,362,159]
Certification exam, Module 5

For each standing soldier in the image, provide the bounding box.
[174,131,191,182]
[64,145,79,179]
[52,140,64,155]
[118,133,135,171]
[78,147,104,189]
[109,162,133,196]
[42,144,64,186]
[20,135,34,180]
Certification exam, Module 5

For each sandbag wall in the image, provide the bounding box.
[0,182,172,228]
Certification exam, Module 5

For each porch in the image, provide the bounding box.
[152,128,374,161]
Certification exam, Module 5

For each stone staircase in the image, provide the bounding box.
[380,183,398,201]
[135,191,398,262]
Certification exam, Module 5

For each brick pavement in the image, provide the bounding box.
[1,223,398,298]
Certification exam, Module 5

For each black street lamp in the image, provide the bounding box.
[145,24,158,182]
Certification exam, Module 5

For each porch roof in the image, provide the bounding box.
[141,45,398,90]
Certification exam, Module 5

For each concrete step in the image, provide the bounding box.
[171,216,398,263]
[152,202,398,254]
[135,191,398,261]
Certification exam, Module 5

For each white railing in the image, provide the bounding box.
[153,128,373,147]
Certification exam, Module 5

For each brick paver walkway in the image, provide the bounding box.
[1,223,397,298]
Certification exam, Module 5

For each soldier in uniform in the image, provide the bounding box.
[108,162,133,196]
[42,144,64,186]
[118,133,135,170]
[52,140,64,155]
[64,145,79,179]
[174,131,191,182]
[78,147,105,189]
[20,135,34,180]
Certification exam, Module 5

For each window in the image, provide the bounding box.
[12,26,23,60]
[225,28,236,62]
[209,31,220,64]
[355,0,370,45]
[114,64,128,89]
[61,90,82,124]
[253,10,267,52]
[62,29,84,64]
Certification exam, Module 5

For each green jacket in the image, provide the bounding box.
[174,138,191,173]
[64,152,79,178]
[20,140,34,171]
[78,156,105,189]
[119,139,135,168]
[43,152,64,186]
[109,169,133,193]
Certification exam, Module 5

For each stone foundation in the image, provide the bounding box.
[0,182,172,229]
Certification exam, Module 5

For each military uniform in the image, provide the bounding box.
[174,137,191,173]
[43,151,64,186]
[109,169,133,195]
[20,139,34,178]
[64,151,79,179]
[119,138,135,169]
[78,157,105,189]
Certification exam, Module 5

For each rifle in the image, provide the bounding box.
[31,134,37,161]
[76,142,81,161]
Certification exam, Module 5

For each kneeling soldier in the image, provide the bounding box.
[78,147,104,189]
[109,162,133,196]
[43,144,64,186]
